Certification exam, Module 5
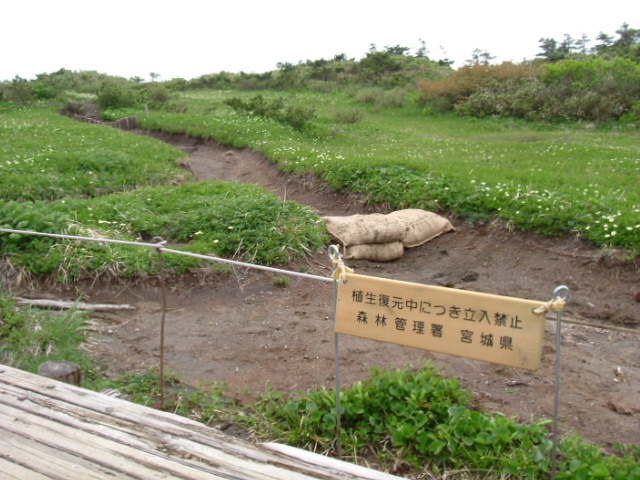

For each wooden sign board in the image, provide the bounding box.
[335,273,546,370]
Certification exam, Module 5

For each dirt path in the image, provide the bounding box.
[84,133,640,448]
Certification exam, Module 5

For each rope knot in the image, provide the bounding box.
[328,245,353,283]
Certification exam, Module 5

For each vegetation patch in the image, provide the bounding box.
[248,365,640,478]
[224,94,316,130]
[0,293,96,377]
[0,182,328,282]
[0,104,188,202]
[135,89,640,256]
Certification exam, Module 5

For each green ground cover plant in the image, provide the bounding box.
[0,104,188,202]
[0,182,327,282]
[1,288,638,478]
[249,365,640,478]
[0,101,328,281]
[0,293,96,376]
[134,89,640,256]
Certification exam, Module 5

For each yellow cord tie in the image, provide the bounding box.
[331,255,353,283]
[533,297,566,315]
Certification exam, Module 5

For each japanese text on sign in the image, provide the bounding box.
[335,273,546,370]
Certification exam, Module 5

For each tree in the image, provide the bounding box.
[593,32,615,56]
[467,48,495,65]
[149,72,161,82]
[437,46,454,66]
[575,34,590,54]
[558,34,576,57]
[5,76,34,105]
[383,44,411,56]
[415,39,429,58]
[276,62,295,72]
[537,37,567,62]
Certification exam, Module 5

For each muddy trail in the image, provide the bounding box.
[62,132,640,447]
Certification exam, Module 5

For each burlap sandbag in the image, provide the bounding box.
[344,242,404,262]
[324,209,454,248]
[323,213,405,246]
[388,209,455,248]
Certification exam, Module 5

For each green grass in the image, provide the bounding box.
[1,182,327,282]
[248,365,640,479]
[0,293,97,377]
[0,102,328,281]
[0,103,189,201]
[1,288,637,479]
[136,89,640,255]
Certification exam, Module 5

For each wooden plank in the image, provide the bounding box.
[1,376,328,480]
[156,436,327,480]
[0,455,53,480]
[0,365,407,480]
[1,379,368,480]
[0,430,123,480]
[336,273,545,370]
[15,297,136,311]
[0,383,159,451]
[0,404,221,480]
[0,368,286,465]
[262,443,400,480]
[0,373,322,480]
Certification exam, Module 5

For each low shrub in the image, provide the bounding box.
[224,95,316,130]
[96,82,139,110]
[355,87,406,108]
[250,364,640,477]
[334,108,365,124]
[421,58,640,122]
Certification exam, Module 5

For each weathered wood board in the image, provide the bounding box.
[335,273,546,370]
[0,364,404,480]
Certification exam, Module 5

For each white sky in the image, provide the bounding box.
[2,0,638,82]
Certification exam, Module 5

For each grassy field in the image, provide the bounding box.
[138,89,640,255]
[0,103,328,281]
[0,104,188,201]
[1,95,639,478]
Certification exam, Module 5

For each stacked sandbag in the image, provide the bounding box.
[324,209,454,261]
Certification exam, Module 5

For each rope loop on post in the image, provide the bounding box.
[152,236,167,250]
[533,285,571,315]
[328,245,353,283]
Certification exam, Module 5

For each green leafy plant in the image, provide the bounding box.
[271,276,290,287]
[246,364,640,478]
[224,95,316,130]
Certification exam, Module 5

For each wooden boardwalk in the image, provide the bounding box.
[0,365,404,480]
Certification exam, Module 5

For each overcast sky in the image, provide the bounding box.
[2,0,638,82]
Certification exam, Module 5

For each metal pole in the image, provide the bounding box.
[329,245,343,458]
[334,331,342,458]
[154,238,168,410]
[550,285,570,479]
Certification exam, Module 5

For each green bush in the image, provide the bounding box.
[143,84,172,107]
[3,76,35,105]
[424,58,640,122]
[252,365,640,477]
[355,87,385,105]
[541,57,640,121]
[224,95,316,130]
[96,83,139,110]
[334,108,365,124]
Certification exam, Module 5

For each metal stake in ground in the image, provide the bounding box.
[329,244,347,458]
[549,285,570,479]
[153,237,168,410]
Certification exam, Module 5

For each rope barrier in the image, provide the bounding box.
[0,228,333,284]
[1,228,637,335]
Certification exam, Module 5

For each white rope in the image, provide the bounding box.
[0,228,333,283]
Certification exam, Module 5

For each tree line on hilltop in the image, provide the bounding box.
[1,23,638,123]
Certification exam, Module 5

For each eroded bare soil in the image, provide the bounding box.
[30,133,640,447]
